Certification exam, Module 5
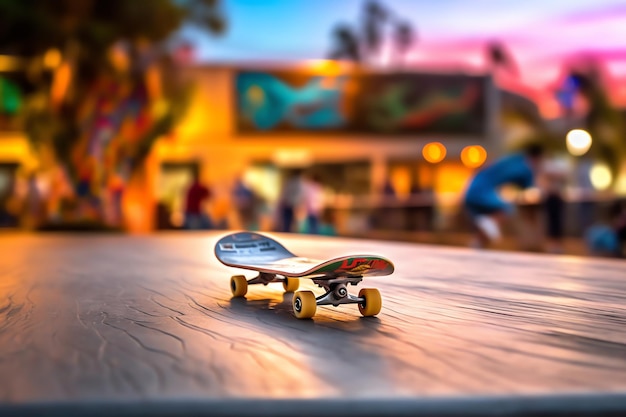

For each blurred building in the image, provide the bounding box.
[2,61,622,237]
[150,62,503,235]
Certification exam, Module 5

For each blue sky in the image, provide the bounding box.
[180,0,626,62]
[176,0,626,113]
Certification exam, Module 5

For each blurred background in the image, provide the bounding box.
[0,0,625,257]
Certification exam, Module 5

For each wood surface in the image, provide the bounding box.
[0,231,625,408]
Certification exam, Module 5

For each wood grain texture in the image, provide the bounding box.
[0,231,625,403]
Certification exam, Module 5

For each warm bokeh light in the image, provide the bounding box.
[272,149,313,167]
[305,59,344,76]
[243,165,280,203]
[460,145,487,168]
[522,187,542,204]
[416,164,434,189]
[50,63,72,105]
[589,163,612,190]
[390,166,411,198]
[108,44,130,72]
[422,142,446,163]
[43,48,62,69]
[0,55,23,71]
[433,162,473,215]
[566,129,592,156]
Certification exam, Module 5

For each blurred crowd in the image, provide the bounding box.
[173,148,626,258]
[0,163,125,231]
[178,167,337,237]
[2,153,625,259]
[460,143,626,258]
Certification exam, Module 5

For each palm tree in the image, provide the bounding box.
[328,24,361,62]
[487,41,519,77]
[327,0,417,67]
[362,1,388,62]
[393,21,414,67]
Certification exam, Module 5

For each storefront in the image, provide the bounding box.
[152,64,500,234]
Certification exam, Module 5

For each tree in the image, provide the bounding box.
[568,64,625,183]
[329,24,362,62]
[486,41,519,77]
[0,0,226,227]
[327,0,416,67]
[362,0,388,58]
[394,21,415,66]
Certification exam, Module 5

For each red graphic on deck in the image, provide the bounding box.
[339,258,388,274]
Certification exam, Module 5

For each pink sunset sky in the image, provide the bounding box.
[181,0,626,117]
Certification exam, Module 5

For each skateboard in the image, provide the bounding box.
[214,231,395,319]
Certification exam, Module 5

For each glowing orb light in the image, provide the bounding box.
[422,142,446,163]
[566,129,592,156]
[461,145,487,168]
[589,163,612,190]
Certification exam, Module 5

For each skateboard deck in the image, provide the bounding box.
[214,231,394,319]
[214,231,394,278]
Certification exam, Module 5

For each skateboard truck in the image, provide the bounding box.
[230,272,300,296]
[292,276,382,319]
[312,277,363,307]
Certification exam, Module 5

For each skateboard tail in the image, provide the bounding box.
[311,255,394,277]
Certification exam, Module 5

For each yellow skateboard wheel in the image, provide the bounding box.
[358,288,382,317]
[293,291,316,319]
[282,277,299,293]
[230,275,248,297]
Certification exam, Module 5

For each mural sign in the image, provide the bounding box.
[235,71,487,136]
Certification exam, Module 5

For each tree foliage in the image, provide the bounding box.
[0,0,226,192]
[328,1,414,66]
[569,66,625,179]
[0,0,226,57]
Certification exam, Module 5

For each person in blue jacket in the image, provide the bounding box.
[464,144,544,248]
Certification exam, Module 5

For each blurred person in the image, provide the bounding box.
[0,172,18,228]
[319,208,338,236]
[463,144,545,248]
[255,196,274,232]
[370,177,398,231]
[22,172,45,230]
[612,199,626,257]
[542,158,569,254]
[302,174,325,234]
[41,165,72,225]
[585,224,620,258]
[231,174,257,230]
[383,179,396,197]
[575,156,596,234]
[104,172,125,227]
[586,199,626,258]
[411,184,435,232]
[276,169,304,233]
[184,169,212,230]
[543,188,566,254]
[75,158,101,221]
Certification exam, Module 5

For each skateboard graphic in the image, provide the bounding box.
[214,232,395,319]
